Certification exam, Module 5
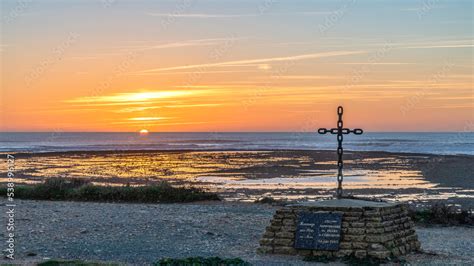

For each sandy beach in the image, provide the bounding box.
[5,150,474,208]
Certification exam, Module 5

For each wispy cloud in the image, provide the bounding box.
[116,38,240,51]
[256,75,347,80]
[128,70,256,76]
[265,75,344,80]
[402,44,474,49]
[147,13,257,18]
[115,106,161,113]
[164,103,223,108]
[340,62,415,65]
[431,96,474,100]
[382,39,474,50]
[136,50,365,73]
[111,121,216,126]
[147,11,332,18]
[421,104,473,109]
[115,103,223,112]
[174,82,473,92]
[128,117,169,121]
[66,90,209,104]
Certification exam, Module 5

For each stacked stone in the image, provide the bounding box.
[258,203,421,259]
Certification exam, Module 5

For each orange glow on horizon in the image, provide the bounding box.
[1,1,472,132]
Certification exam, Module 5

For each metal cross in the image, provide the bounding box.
[318,106,363,199]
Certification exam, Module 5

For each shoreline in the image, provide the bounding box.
[3,149,473,208]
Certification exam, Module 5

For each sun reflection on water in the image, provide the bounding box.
[6,151,472,203]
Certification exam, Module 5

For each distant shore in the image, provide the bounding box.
[7,148,474,157]
[3,149,474,207]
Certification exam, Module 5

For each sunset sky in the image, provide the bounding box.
[1,0,472,132]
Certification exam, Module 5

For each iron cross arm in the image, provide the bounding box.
[317,128,363,135]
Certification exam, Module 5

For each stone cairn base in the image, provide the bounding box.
[258,199,421,259]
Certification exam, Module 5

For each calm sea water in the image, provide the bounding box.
[0,132,473,155]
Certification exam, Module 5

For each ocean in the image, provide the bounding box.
[1,132,473,155]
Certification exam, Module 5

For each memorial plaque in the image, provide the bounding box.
[294,212,342,250]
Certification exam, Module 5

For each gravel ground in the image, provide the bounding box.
[1,200,473,265]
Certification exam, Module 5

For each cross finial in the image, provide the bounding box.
[318,106,363,199]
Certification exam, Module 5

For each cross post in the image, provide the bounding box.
[318,106,363,199]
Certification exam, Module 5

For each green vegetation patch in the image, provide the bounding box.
[37,260,119,266]
[253,196,289,206]
[408,203,474,226]
[156,257,250,266]
[2,178,219,203]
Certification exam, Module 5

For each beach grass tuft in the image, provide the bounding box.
[409,202,474,226]
[37,260,119,266]
[2,178,220,203]
[253,196,289,206]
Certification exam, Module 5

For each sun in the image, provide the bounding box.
[139,129,149,135]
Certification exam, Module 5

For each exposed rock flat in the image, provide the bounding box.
[8,150,474,207]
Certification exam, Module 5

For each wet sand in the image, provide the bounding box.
[4,150,474,207]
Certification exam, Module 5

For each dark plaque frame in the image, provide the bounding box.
[294,212,343,250]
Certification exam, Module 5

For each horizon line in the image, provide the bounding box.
[1,131,472,134]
